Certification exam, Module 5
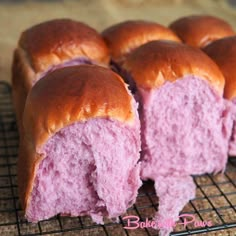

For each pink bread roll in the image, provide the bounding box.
[19,65,141,223]
[122,40,234,235]
[169,15,235,48]
[12,19,109,130]
[203,36,236,156]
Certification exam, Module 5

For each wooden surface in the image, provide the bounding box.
[1,0,236,84]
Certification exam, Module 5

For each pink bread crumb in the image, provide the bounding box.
[26,116,141,223]
[138,75,234,235]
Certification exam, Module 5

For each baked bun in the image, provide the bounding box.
[122,40,233,235]
[203,36,236,100]
[19,19,109,73]
[123,40,225,94]
[12,18,109,128]
[102,20,181,64]
[169,15,235,48]
[19,65,141,223]
[203,36,236,156]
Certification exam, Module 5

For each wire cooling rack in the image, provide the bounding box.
[0,81,236,236]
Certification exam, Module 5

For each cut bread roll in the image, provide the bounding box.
[12,19,109,129]
[19,65,141,223]
[169,15,235,48]
[203,36,236,156]
[122,40,234,235]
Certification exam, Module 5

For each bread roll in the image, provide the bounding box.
[19,65,141,223]
[102,20,181,64]
[122,40,234,235]
[12,19,109,129]
[169,15,235,48]
[203,36,236,156]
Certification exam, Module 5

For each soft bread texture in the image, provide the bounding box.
[123,40,225,95]
[26,119,141,223]
[102,20,181,63]
[169,15,235,48]
[12,19,109,129]
[203,36,236,156]
[122,41,233,235]
[203,36,236,100]
[19,65,141,221]
[154,175,195,236]
[138,75,232,235]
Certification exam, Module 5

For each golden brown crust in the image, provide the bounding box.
[169,15,235,48]
[203,36,236,100]
[19,18,110,73]
[122,40,225,94]
[19,65,135,210]
[102,20,181,63]
[24,65,134,148]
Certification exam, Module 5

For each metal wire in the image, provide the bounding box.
[0,81,236,235]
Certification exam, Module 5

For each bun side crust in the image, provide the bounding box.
[11,48,36,131]
[169,15,235,48]
[123,40,225,94]
[203,36,236,99]
[18,138,43,212]
[19,65,135,210]
[102,20,181,63]
[19,19,110,72]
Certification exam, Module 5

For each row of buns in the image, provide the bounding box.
[12,15,236,236]
[12,15,236,124]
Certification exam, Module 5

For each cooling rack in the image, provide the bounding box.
[0,81,236,236]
